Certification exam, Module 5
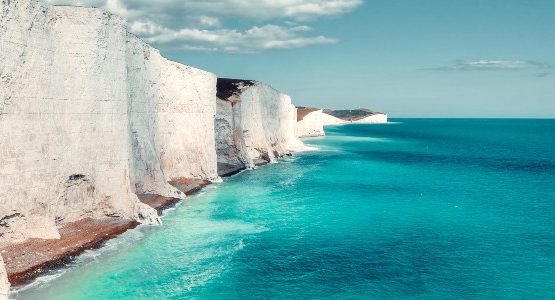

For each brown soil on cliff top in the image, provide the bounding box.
[296,107,319,121]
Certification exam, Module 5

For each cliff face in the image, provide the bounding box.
[297,108,325,137]
[0,0,220,282]
[215,79,304,176]
[0,0,308,289]
[126,37,219,198]
[321,112,348,125]
[0,0,338,292]
[0,255,7,300]
[350,113,388,124]
[0,0,157,248]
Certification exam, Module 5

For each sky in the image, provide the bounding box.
[44,0,555,118]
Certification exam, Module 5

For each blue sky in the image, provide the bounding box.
[47,0,555,117]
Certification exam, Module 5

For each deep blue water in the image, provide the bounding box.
[14,119,555,299]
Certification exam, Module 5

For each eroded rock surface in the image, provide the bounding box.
[1,0,158,249]
[215,78,305,176]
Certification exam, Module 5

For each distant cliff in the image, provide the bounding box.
[323,109,388,124]
[295,108,388,138]
[216,78,305,176]
[297,107,325,137]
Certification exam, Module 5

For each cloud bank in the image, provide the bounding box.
[43,0,362,52]
[431,60,555,71]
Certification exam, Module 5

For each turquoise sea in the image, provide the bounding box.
[14,119,555,299]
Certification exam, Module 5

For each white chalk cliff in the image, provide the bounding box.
[215,79,305,176]
[320,112,388,125]
[297,109,325,138]
[126,37,219,195]
[0,0,223,239]
[351,113,388,124]
[0,0,226,289]
[0,0,312,291]
[0,255,7,300]
[320,112,348,125]
[296,109,387,139]
[0,0,388,294]
[322,112,388,126]
[1,0,160,247]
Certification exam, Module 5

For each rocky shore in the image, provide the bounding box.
[0,181,213,288]
[1,218,140,286]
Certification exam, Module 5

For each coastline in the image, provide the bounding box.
[0,1,383,295]
[1,181,210,288]
[1,218,140,287]
[0,121,372,291]
[2,159,279,290]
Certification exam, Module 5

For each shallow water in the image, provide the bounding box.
[13,119,555,299]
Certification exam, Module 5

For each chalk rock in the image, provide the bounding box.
[0,255,8,300]
[296,108,325,137]
[215,79,305,176]
[321,113,349,125]
[351,113,388,123]
[0,0,219,247]
[127,36,219,196]
[0,0,153,246]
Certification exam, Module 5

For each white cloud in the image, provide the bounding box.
[197,16,221,28]
[141,24,337,53]
[145,0,363,21]
[433,60,555,71]
[42,0,361,52]
[284,0,363,19]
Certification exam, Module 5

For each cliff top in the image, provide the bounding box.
[323,108,384,121]
[216,78,256,102]
[296,107,320,121]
